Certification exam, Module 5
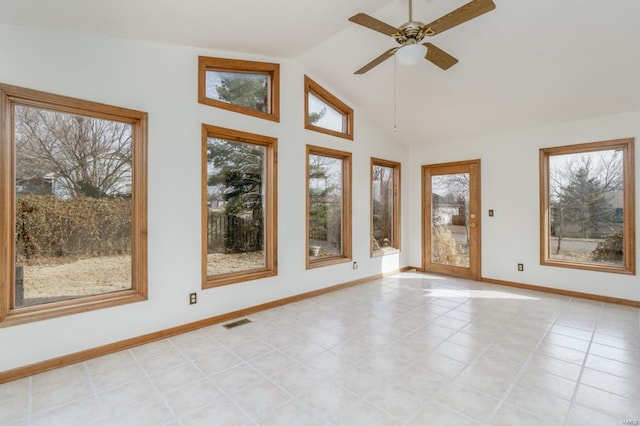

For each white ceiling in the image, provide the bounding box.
[2,0,640,145]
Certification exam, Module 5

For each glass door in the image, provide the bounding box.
[422,160,481,279]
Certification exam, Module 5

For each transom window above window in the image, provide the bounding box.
[540,138,635,274]
[198,56,280,122]
[304,76,353,140]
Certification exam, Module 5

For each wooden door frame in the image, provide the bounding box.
[421,159,481,280]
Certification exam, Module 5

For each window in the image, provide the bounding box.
[540,138,635,274]
[304,76,353,140]
[0,83,148,326]
[371,158,401,256]
[202,124,277,287]
[198,56,280,122]
[307,145,352,268]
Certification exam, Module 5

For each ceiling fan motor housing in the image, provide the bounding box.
[394,21,433,45]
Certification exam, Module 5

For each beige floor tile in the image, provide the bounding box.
[331,365,384,396]
[409,400,481,426]
[417,352,468,380]
[85,350,136,373]
[517,367,577,400]
[89,359,145,392]
[163,377,224,418]
[336,399,403,426]
[31,396,103,426]
[489,402,552,426]
[103,398,176,426]
[150,362,205,394]
[585,353,640,379]
[230,379,291,418]
[580,367,640,399]
[229,338,274,361]
[175,337,224,360]
[536,342,587,365]
[366,382,424,422]
[574,384,640,419]
[505,383,571,423]
[192,348,242,376]
[247,349,296,377]
[298,379,362,421]
[258,399,328,426]
[168,330,209,347]
[0,392,29,425]
[7,272,640,424]
[271,364,327,397]
[97,377,159,416]
[180,397,251,426]
[135,346,188,375]
[31,376,93,413]
[592,331,640,350]
[436,383,500,423]
[0,376,29,398]
[31,362,88,391]
[589,342,640,365]
[129,339,173,360]
[566,404,620,426]
[211,363,265,396]
[526,353,582,381]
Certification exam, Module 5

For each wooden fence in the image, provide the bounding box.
[208,212,262,253]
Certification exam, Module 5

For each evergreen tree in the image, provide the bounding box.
[207,139,264,253]
[215,73,268,112]
[558,166,611,238]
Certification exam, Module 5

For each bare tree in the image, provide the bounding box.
[15,105,132,198]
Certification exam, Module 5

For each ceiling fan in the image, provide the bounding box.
[349,0,496,74]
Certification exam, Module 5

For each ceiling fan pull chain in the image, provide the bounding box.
[393,54,398,132]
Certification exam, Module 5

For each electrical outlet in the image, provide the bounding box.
[352,261,358,270]
[189,292,197,305]
[517,263,524,272]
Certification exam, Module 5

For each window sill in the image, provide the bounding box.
[306,256,352,270]
[372,247,400,258]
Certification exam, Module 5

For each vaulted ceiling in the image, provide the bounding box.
[2,0,640,145]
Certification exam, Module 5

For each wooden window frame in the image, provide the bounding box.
[202,124,277,288]
[306,145,352,269]
[540,138,635,275]
[198,56,280,122]
[0,83,148,327]
[304,75,354,141]
[370,158,401,257]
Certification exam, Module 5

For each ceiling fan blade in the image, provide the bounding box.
[354,48,398,74]
[349,13,399,37]
[424,43,459,70]
[423,0,496,35]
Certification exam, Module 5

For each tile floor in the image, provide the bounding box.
[1,271,639,425]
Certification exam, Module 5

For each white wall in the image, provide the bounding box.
[0,25,410,372]
[409,111,640,302]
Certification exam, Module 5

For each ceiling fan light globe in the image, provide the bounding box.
[396,44,425,66]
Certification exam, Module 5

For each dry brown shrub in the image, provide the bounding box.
[16,195,131,262]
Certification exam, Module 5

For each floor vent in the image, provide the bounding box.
[223,318,252,329]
